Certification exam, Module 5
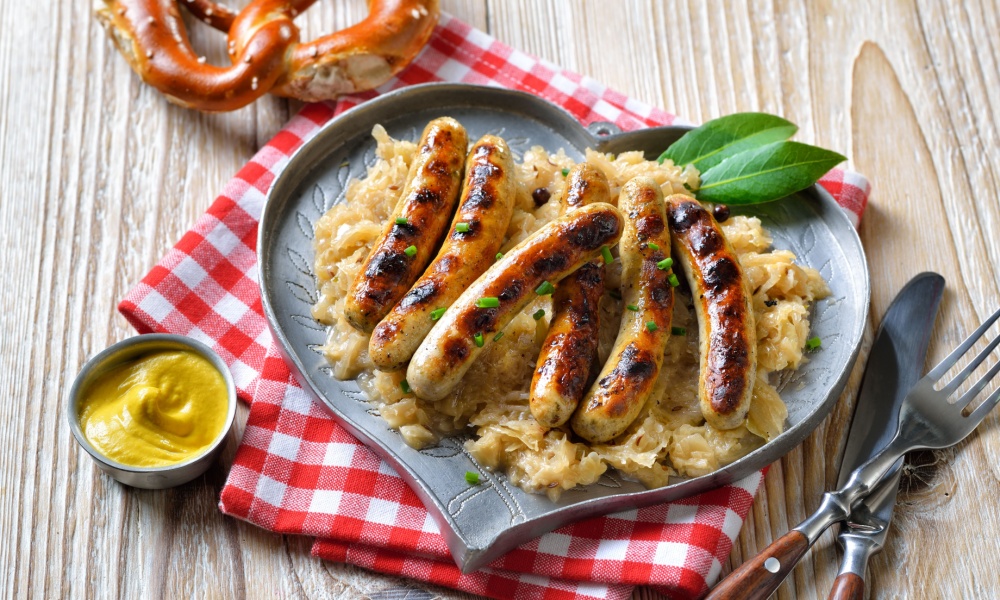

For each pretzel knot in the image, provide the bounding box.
[96,0,440,112]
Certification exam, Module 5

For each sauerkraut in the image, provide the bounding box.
[312,125,829,500]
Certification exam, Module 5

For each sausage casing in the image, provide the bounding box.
[343,117,468,334]
[666,194,756,430]
[407,202,625,401]
[570,177,674,443]
[369,135,517,371]
[529,164,611,427]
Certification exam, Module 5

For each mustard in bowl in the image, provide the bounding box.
[67,334,237,489]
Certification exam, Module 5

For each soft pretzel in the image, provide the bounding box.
[95,0,440,111]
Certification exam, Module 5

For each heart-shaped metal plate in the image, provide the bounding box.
[258,83,870,572]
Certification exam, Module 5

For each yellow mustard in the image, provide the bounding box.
[78,350,228,468]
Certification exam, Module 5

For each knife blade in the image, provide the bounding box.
[828,272,945,600]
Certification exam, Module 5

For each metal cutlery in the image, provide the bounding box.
[828,272,945,600]
[708,302,1000,600]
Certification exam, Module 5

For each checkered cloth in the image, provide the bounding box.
[118,13,870,600]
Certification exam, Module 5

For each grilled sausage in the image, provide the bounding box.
[407,202,625,401]
[529,164,611,427]
[369,135,517,371]
[570,177,674,443]
[666,194,756,430]
[343,117,468,333]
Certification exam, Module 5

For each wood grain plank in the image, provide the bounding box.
[2,1,1000,599]
[850,34,1000,600]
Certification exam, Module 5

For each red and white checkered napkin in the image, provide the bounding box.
[119,13,870,600]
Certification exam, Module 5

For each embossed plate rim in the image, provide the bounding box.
[258,83,870,572]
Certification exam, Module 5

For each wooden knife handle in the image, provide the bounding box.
[827,572,864,600]
[705,530,810,600]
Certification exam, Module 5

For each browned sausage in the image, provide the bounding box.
[369,135,517,371]
[666,194,756,430]
[529,164,611,427]
[570,177,674,443]
[407,202,625,401]
[343,117,468,333]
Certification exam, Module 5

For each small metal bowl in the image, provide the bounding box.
[67,334,237,489]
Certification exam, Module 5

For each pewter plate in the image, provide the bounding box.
[258,83,870,572]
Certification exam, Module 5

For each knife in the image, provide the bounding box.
[827,272,945,600]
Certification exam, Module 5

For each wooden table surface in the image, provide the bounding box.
[3,1,1000,598]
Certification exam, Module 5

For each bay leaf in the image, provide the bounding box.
[658,113,797,171]
[696,141,846,205]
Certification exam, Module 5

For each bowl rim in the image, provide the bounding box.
[66,333,238,474]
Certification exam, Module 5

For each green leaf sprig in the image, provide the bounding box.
[658,113,846,205]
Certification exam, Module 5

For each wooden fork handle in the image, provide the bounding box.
[705,530,810,600]
[827,572,864,600]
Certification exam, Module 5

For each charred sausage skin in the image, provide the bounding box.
[529,164,611,427]
[666,194,756,430]
[343,117,468,334]
[369,135,517,371]
[407,202,625,401]
[570,177,675,443]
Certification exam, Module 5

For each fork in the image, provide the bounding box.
[706,307,1000,600]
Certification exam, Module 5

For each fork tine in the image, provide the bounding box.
[968,384,1000,425]
[928,306,1000,381]
[942,334,1000,397]
[955,359,1000,409]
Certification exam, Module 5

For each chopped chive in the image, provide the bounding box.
[476,297,500,308]
[561,167,570,177]
[400,379,411,394]
[609,289,622,300]
[493,331,505,342]
[465,471,480,485]
[404,245,418,257]
[626,304,639,311]
[340,160,350,168]
[646,321,658,332]
[473,332,485,347]
[657,257,674,270]
[395,216,408,225]
[648,242,660,251]
[430,307,446,321]
[806,336,822,350]
[456,222,471,233]
[532,309,546,321]
[600,245,614,264]
[495,252,504,261]
[671,326,686,336]
[535,281,555,296]
[668,273,680,287]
